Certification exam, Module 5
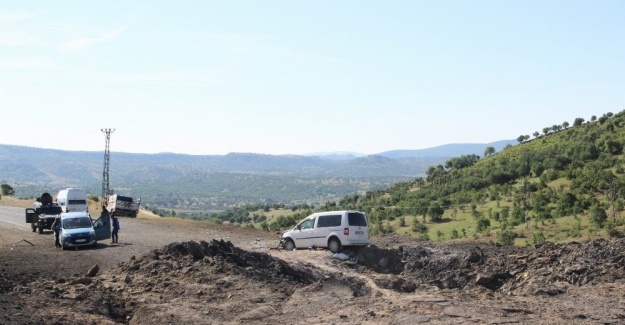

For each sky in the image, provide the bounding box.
[1,1,624,156]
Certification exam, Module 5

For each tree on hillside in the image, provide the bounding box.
[427,202,445,223]
[426,164,445,183]
[574,117,584,126]
[484,146,496,157]
[563,121,570,129]
[517,135,525,144]
[533,131,540,138]
[599,115,609,124]
[542,127,551,135]
[445,155,480,170]
[591,115,597,122]
[608,179,620,220]
[1,184,14,196]
[590,204,607,228]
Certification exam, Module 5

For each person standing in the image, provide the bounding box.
[111,215,120,244]
[52,216,61,248]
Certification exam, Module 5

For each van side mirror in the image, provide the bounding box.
[297,224,301,230]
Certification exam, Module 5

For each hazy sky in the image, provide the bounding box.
[1,1,623,155]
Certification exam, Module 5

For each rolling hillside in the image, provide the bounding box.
[0,142,507,209]
[199,111,625,246]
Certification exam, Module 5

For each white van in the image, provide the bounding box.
[57,188,88,213]
[280,210,369,253]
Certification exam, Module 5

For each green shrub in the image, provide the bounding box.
[476,217,491,232]
[497,230,517,246]
[605,219,620,237]
[398,216,406,227]
[590,204,608,228]
[531,231,546,245]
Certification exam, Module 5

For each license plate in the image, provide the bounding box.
[75,239,87,243]
[355,231,364,235]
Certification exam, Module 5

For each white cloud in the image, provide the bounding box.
[61,25,129,53]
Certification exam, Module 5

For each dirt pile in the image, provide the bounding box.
[3,239,375,324]
[500,238,625,295]
[356,238,625,296]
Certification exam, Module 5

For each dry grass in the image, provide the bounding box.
[0,196,33,208]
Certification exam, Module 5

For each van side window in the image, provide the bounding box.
[317,215,341,228]
[300,218,315,230]
[348,212,367,226]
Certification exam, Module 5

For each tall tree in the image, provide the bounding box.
[517,135,526,144]
[533,131,540,138]
[542,127,551,135]
[484,146,496,157]
[0,184,14,196]
[427,203,445,223]
[562,121,569,129]
[574,117,585,126]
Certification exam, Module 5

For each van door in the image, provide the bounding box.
[25,208,37,223]
[347,212,369,244]
[313,214,341,247]
[93,214,111,241]
[294,218,315,248]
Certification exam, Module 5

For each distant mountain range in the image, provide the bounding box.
[307,140,516,159]
[375,140,516,158]
[0,140,516,209]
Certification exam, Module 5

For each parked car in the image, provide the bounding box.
[280,210,369,253]
[59,212,110,249]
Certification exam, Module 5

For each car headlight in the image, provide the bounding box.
[89,230,95,236]
[61,232,70,238]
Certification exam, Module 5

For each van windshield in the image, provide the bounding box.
[63,217,93,229]
[348,212,367,226]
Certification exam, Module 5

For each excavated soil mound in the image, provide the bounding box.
[3,239,373,324]
[357,238,625,295]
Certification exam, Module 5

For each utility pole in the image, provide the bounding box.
[101,128,115,206]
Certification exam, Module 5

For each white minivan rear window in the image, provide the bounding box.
[348,212,367,226]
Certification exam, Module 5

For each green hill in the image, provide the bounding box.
[201,111,625,246]
[344,111,625,245]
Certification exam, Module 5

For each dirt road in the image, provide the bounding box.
[1,205,625,324]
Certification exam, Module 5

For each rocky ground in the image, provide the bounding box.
[1,209,625,324]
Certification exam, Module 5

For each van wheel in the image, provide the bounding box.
[283,239,295,250]
[328,238,342,253]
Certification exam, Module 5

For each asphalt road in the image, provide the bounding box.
[0,205,277,275]
[0,205,32,231]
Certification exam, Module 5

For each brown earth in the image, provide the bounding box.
[1,204,625,324]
